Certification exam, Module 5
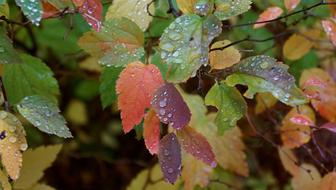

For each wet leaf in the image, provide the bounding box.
[3,54,60,105]
[74,0,102,31]
[14,145,62,189]
[214,0,252,20]
[322,19,336,47]
[17,95,72,138]
[0,111,27,180]
[0,29,22,65]
[280,105,315,149]
[255,92,278,114]
[15,0,42,25]
[253,6,283,28]
[151,83,191,130]
[320,172,336,190]
[159,14,222,82]
[320,122,336,134]
[106,0,154,31]
[177,126,216,167]
[285,0,300,11]
[278,147,300,176]
[291,163,321,190]
[209,40,241,70]
[158,133,182,184]
[116,62,163,133]
[205,82,247,134]
[143,109,160,155]
[289,114,314,126]
[99,67,123,108]
[227,55,308,106]
[283,29,321,60]
[78,18,145,67]
[0,170,11,190]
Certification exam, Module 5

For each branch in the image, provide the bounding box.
[0,77,10,112]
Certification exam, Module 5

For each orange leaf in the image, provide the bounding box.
[143,109,160,155]
[42,2,59,18]
[322,19,336,47]
[278,147,300,176]
[254,6,283,29]
[116,62,164,133]
[209,40,241,70]
[291,163,321,190]
[284,0,301,11]
[320,172,336,190]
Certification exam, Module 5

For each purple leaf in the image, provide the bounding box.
[151,83,191,129]
[158,133,182,184]
[320,122,336,133]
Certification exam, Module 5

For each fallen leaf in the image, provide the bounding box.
[254,6,283,28]
[209,40,241,70]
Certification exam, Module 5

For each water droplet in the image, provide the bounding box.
[20,143,28,151]
[167,168,174,174]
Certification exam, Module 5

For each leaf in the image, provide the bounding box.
[285,0,300,11]
[289,114,314,126]
[116,62,163,133]
[322,19,336,47]
[106,0,154,31]
[17,95,72,138]
[3,54,60,105]
[65,99,88,126]
[205,82,247,134]
[227,55,307,106]
[320,122,336,134]
[143,109,160,155]
[0,3,9,18]
[27,183,56,190]
[328,0,336,19]
[159,14,222,83]
[280,105,315,149]
[176,0,197,14]
[78,18,145,67]
[0,29,23,65]
[158,133,182,184]
[0,170,11,190]
[253,6,283,28]
[15,0,42,25]
[300,68,336,122]
[99,67,123,108]
[320,172,336,190]
[151,83,191,130]
[291,163,321,190]
[255,92,277,114]
[209,40,241,70]
[214,0,251,20]
[74,0,102,31]
[41,1,59,18]
[177,126,216,167]
[283,29,321,60]
[14,145,62,189]
[0,111,27,180]
[278,147,300,176]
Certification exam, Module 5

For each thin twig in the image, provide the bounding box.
[0,77,10,112]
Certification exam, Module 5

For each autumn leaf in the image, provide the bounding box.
[143,109,160,155]
[0,111,27,180]
[280,105,315,149]
[41,1,59,18]
[285,0,301,11]
[320,172,336,190]
[73,0,102,31]
[151,83,191,130]
[322,19,336,47]
[214,0,252,20]
[291,164,321,190]
[116,62,163,133]
[0,170,11,190]
[255,92,277,114]
[158,133,182,184]
[254,6,283,29]
[176,0,197,14]
[209,40,241,70]
[278,147,300,176]
[320,122,336,134]
[177,126,216,167]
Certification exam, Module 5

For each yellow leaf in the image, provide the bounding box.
[14,145,63,189]
[176,0,197,14]
[0,3,9,18]
[27,183,56,190]
[319,172,336,190]
[79,56,102,73]
[209,40,241,70]
[0,170,11,190]
[65,99,88,125]
[283,29,321,60]
[291,163,321,190]
[255,92,278,114]
[278,147,300,176]
[0,111,27,180]
[105,0,154,31]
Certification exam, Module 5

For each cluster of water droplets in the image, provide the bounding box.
[151,89,177,128]
[80,0,102,31]
[15,0,42,26]
[194,0,211,16]
[214,0,252,20]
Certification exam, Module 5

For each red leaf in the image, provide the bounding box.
[158,133,182,184]
[74,0,103,31]
[177,126,216,167]
[284,0,300,11]
[322,19,336,47]
[42,2,59,18]
[320,122,336,133]
[143,109,160,155]
[116,62,164,133]
[254,6,283,29]
[289,114,315,126]
[151,83,191,130]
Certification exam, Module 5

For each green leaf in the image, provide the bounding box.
[205,82,247,134]
[227,55,308,106]
[78,18,145,67]
[15,0,42,25]
[151,51,168,80]
[0,28,23,65]
[17,95,72,138]
[3,54,60,105]
[214,0,252,20]
[159,14,222,83]
[0,0,5,5]
[99,67,123,108]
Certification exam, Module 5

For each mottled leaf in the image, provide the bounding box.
[74,0,102,31]
[78,18,145,67]
[205,82,247,134]
[106,0,154,31]
[15,0,42,25]
[254,6,283,28]
[214,0,252,20]
[322,19,336,47]
[0,111,27,180]
[116,62,163,133]
[3,54,60,105]
[151,83,191,130]
[320,122,336,134]
[17,95,72,138]
[209,40,241,70]
[143,109,160,155]
[0,29,23,65]
[177,126,216,167]
[291,163,321,190]
[99,67,123,108]
[320,172,336,190]
[255,92,277,114]
[285,0,301,11]
[158,133,182,184]
[159,14,222,83]
[227,55,307,106]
